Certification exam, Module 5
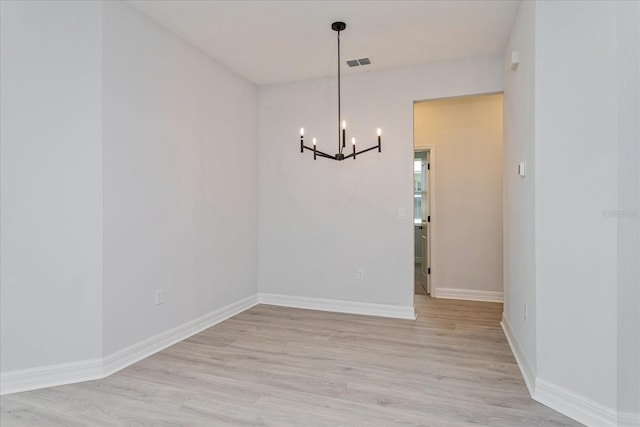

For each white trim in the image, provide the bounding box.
[500,314,535,396]
[0,358,103,396]
[103,294,259,376]
[413,145,436,299]
[497,315,640,427]
[434,288,503,302]
[1,293,415,396]
[4,293,638,427]
[0,294,259,396]
[428,146,436,296]
[535,378,619,427]
[259,293,416,320]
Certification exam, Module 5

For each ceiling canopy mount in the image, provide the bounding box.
[331,21,346,32]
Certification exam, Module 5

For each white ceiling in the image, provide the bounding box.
[128,0,520,86]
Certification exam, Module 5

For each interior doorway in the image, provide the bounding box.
[414,149,431,295]
[412,93,503,304]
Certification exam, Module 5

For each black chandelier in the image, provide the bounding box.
[299,21,382,161]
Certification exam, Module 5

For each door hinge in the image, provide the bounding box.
[427,215,430,223]
[428,267,431,275]
[427,163,430,170]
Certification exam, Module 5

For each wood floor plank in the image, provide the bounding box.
[0,295,581,426]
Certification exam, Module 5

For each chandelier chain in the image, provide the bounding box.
[337,30,342,155]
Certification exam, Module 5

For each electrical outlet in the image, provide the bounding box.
[356,268,364,280]
[524,303,528,321]
[155,289,164,306]
[398,208,406,220]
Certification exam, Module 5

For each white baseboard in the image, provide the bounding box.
[258,293,416,320]
[434,287,503,302]
[535,378,619,427]
[1,294,259,396]
[103,294,259,377]
[1,293,414,395]
[500,315,535,396]
[0,358,103,396]
[8,292,635,427]
[500,316,639,427]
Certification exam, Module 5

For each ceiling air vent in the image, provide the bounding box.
[346,58,372,67]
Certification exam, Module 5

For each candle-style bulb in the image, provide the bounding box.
[352,137,356,145]
[377,128,381,136]
[342,120,346,130]
[313,138,317,145]
[300,128,304,136]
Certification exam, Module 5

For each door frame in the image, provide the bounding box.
[414,145,436,299]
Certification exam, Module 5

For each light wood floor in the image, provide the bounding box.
[1,296,580,426]
[415,265,428,295]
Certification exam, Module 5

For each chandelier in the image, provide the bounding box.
[299,21,382,161]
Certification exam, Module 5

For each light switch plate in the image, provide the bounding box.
[510,50,520,70]
[518,161,526,177]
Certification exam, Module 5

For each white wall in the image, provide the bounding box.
[258,57,504,309]
[505,1,640,422]
[535,0,619,410]
[502,0,537,388]
[1,0,258,385]
[102,1,258,355]
[615,0,640,417]
[0,1,103,372]
[414,95,503,296]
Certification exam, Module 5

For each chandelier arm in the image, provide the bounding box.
[354,144,382,156]
[302,144,327,155]
[316,151,335,160]
[302,146,335,160]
